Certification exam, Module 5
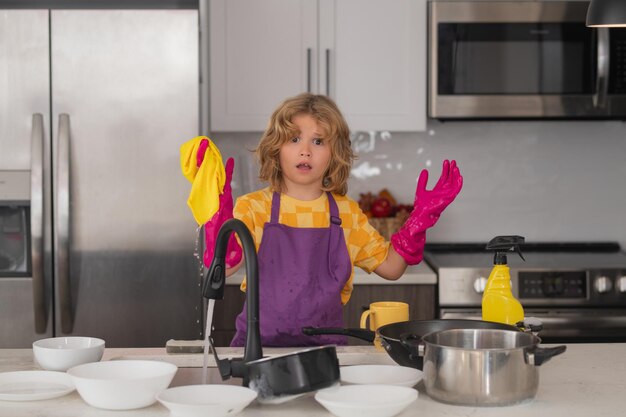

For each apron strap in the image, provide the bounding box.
[327,192,342,226]
[270,192,281,224]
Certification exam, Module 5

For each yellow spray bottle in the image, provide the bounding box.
[482,236,525,326]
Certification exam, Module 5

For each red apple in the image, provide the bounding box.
[371,197,393,218]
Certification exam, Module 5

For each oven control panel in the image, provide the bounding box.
[519,271,586,299]
[428,247,626,308]
[437,267,626,307]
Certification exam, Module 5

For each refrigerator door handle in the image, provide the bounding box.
[56,113,73,333]
[31,113,47,333]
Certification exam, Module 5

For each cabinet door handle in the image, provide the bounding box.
[56,113,73,333]
[31,113,47,333]
[325,48,331,96]
[307,48,312,93]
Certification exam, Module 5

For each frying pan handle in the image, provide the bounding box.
[525,345,567,366]
[301,327,376,343]
[399,333,425,359]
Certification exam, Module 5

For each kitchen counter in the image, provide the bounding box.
[227,261,437,285]
[1,344,625,417]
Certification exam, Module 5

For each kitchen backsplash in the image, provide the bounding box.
[212,120,626,248]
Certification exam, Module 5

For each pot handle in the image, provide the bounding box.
[516,317,544,334]
[301,327,375,342]
[208,336,232,380]
[525,345,567,366]
[399,333,425,359]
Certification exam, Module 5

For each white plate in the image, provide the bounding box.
[255,392,305,405]
[340,365,423,387]
[0,371,75,401]
[315,384,418,417]
[157,384,257,417]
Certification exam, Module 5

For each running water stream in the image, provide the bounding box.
[194,226,216,384]
[202,298,216,384]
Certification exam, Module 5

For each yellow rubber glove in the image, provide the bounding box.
[180,136,225,225]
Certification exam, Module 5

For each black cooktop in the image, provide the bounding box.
[424,242,626,270]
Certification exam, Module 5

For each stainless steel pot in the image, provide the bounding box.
[417,329,566,406]
[303,319,527,370]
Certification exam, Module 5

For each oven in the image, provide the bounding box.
[425,243,626,343]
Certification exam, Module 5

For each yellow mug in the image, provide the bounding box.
[360,301,409,350]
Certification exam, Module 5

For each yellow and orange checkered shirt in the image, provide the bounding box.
[234,187,389,304]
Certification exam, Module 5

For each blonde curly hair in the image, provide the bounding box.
[256,93,355,195]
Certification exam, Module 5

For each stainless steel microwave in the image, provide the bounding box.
[429,1,626,119]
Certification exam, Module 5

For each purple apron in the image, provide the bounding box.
[231,192,351,347]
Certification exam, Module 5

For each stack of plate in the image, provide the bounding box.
[315,384,418,417]
[157,385,257,417]
[313,364,422,417]
[339,364,422,388]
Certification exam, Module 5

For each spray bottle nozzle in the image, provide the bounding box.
[486,235,525,265]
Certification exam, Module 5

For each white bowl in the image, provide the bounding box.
[33,337,105,371]
[67,360,177,410]
[157,384,257,417]
[340,365,423,387]
[315,384,418,417]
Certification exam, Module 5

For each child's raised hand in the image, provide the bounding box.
[203,157,242,268]
[413,159,463,229]
[391,160,463,265]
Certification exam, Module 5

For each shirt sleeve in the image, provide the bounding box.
[232,195,256,293]
[232,195,256,247]
[351,204,390,274]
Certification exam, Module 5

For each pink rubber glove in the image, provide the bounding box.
[391,160,463,265]
[202,156,242,268]
[196,139,209,168]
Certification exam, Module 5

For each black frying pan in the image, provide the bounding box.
[245,345,339,398]
[209,337,339,399]
[303,319,521,369]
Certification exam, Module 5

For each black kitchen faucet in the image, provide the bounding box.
[202,218,262,380]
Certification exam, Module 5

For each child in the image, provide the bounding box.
[204,93,462,347]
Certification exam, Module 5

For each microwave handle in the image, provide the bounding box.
[594,28,610,109]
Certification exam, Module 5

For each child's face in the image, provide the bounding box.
[279,113,331,195]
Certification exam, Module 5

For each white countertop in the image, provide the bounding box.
[226,261,437,285]
[1,343,625,416]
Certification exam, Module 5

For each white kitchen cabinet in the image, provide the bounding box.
[209,0,426,132]
[209,0,318,131]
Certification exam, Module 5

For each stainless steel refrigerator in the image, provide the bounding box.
[0,9,203,347]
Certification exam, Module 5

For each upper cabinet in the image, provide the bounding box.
[209,0,426,132]
[319,0,426,132]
